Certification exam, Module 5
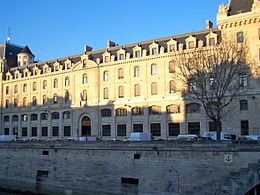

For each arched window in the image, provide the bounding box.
[169,80,176,94]
[14,85,18,93]
[5,99,9,108]
[101,109,111,117]
[240,100,248,111]
[6,86,9,95]
[4,115,10,122]
[134,84,140,97]
[51,112,60,119]
[53,79,58,88]
[22,97,27,107]
[151,64,158,75]
[65,91,70,103]
[103,71,109,81]
[41,113,48,120]
[63,111,71,119]
[118,68,124,79]
[118,86,124,98]
[31,114,38,121]
[81,90,87,101]
[42,95,47,105]
[131,107,143,115]
[53,94,58,104]
[82,74,88,84]
[134,66,140,77]
[166,104,180,114]
[65,77,70,86]
[149,105,161,115]
[43,80,47,89]
[103,88,109,99]
[23,84,27,92]
[14,98,18,107]
[32,96,37,106]
[12,115,19,122]
[33,82,37,91]
[186,103,201,113]
[151,82,157,95]
[169,61,175,73]
[116,108,127,116]
[21,114,28,122]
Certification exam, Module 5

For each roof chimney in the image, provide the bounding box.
[84,45,92,52]
[107,40,116,48]
[206,20,213,29]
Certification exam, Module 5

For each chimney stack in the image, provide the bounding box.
[107,40,116,48]
[84,45,92,52]
[206,20,213,29]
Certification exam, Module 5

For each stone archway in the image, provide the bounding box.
[81,116,91,136]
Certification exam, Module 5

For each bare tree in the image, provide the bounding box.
[174,38,254,140]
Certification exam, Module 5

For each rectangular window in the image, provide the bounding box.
[102,125,111,136]
[133,124,143,132]
[188,41,195,49]
[117,124,126,136]
[119,54,124,60]
[209,38,215,46]
[239,74,248,87]
[52,126,59,136]
[135,50,141,57]
[118,86,124,98]
[209,121,222,132]
[188,122,200,134]
[22,127,28,137]
[150,123,161,136]
[42,127,48,137]
[31,127,37,137]
[168,123,180,136]
[152,48,158,55]
[240,100,248,111]
[4,128,9,135]
[237,32,244,43]
[241,120,249,135]
[64,126,71,136]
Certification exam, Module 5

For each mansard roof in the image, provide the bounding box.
[8,28,221,74]
[19,45,35,57]
[228,0,254,16]
[0,43,23,67]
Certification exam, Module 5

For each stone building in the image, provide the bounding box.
[0,0,259,140]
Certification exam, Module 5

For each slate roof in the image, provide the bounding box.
[8,28,221,74]
[228,0,254,16]
[19,45,35,57]
[0,43,23,68]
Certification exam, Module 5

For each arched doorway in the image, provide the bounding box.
[81,116,91,136]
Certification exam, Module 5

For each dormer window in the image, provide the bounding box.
[117,49,126,61]
[119,54,124,60]
[135,50,141,58]
[186,35,197,49]
[152,48,158,55]
[169,44,176,52]
[188,41,195,49]
[209,38,215,46]
[105,56,110,63]
[83,59,87,68]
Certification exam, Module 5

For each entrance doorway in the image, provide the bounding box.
[81,116,91,136]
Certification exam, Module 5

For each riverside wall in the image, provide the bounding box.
[0,141,260,195]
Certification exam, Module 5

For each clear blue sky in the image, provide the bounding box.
[1,0,228,61]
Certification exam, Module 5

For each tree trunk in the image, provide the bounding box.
[215,120,221,140]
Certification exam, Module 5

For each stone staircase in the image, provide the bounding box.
[180,160,260,195]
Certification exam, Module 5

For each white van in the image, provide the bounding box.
[177,134,198,141]
[130,132,152,141]
[203,131,233,140]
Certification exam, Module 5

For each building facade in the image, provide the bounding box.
[0,0,260,140]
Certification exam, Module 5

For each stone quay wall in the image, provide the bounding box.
[0,141,259,195]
